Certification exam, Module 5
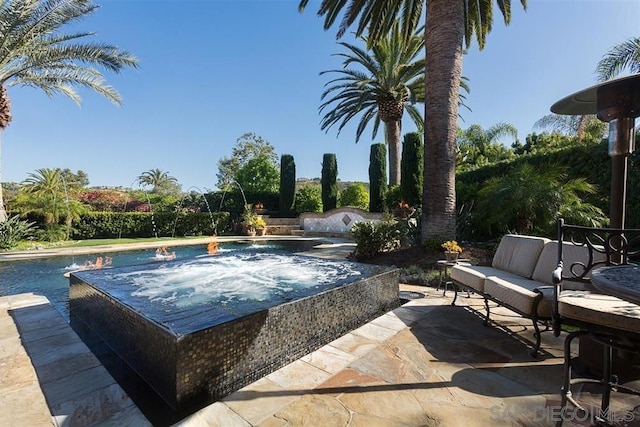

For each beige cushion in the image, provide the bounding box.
[485,276,553,318]
[558,290,640,334]
[532,240,607,285]
[451,265,523,293]
[492,234,549,278]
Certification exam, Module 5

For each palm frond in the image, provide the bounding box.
[595,37,640,82]
[0,0,138,107]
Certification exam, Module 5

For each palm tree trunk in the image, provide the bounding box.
[421,0,464,241]
[0,135,6,222]
[385,120,402,186]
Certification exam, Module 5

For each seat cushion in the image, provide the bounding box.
[558,290,640,334]
[492,234,549,279]
[532,240,607,286]
[450,265,523,293]
[485,276,553,318]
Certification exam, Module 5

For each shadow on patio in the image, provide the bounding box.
[201,289,570,426]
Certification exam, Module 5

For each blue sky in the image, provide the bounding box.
[3,0,639,191]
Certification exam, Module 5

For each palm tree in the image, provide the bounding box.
[0,0,138,222]
[21,168,65,226]
[15,168,86,240]
[299,0,526,240]
[534,113,606,143]
[319,22,425,185]
[596,37,640,82]
[475,163,606,236]
[456,123,517,171]
[137,168,179,193]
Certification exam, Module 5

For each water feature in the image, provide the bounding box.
[217,179,248,212]
[144,191,159,239]
[118,180,158,239]
[171,186,217,238]
[59,173,72,241]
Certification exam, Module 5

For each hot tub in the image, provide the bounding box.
[69,251,399,412]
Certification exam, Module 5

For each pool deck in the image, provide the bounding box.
[1,237,633,426]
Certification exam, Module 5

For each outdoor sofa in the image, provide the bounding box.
[450,233,602,356]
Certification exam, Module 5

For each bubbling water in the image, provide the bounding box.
[98,252,363,310]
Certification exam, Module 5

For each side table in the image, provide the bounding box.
[436,259,471,299]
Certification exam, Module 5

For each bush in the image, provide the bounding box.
[0,215,36,249]
[385,184,401,212]
[295,185,322,213]
[339,183,369,210]
[351,219,401,260]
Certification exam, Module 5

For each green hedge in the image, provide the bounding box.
[69,211,230,239]
[457,137,640,239]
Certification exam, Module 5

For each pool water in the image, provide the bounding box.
[0,240,317,321]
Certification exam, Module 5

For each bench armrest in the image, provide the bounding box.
[552,263,563,285]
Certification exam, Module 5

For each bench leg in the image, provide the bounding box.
[483,297,490,326]
[529,319,542,358]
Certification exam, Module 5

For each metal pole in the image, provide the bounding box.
[607,118,636,229]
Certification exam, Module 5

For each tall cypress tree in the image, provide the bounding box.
[400,132,424,207]
[321,153,338,211]
[279,154,296,214]
[369,144,387,212]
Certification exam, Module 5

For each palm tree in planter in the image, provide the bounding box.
[0,0,138,222]
[319,21,425,186]
[299,0,526,240]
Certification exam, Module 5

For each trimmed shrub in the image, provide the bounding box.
[400,132,423,207]
[369,143,387,212]
[69,212,229,239]
[321,153,338,211]
[279,154,296,214]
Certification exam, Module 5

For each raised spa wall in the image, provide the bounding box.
[69,264,399,412]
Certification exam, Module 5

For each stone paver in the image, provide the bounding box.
[2,284,575,427]
[0,294,150,427]
[5,239,635,427]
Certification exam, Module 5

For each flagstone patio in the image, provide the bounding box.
[2,238,639,426]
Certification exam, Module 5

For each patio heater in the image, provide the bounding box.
[551,73,640,229]
[551,74,640,381]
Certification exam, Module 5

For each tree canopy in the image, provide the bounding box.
[136,169,181,195]
[216,132,278,190]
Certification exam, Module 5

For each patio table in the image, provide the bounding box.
[436,259,471,300]
[591,265,640,305]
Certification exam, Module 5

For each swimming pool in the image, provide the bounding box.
[0,240,320,321]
